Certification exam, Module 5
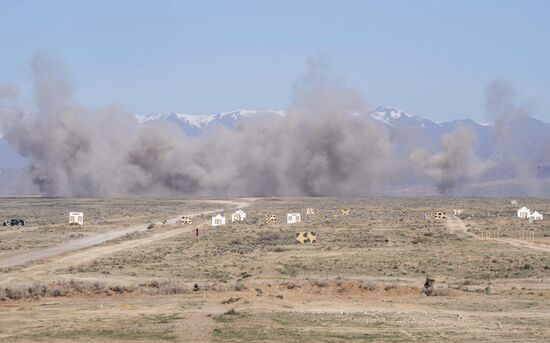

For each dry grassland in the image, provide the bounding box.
[0,197,548,342]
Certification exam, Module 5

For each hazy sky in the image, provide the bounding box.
[1,0,549,122]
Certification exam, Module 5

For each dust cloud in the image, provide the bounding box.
[485,80,532,123]
[484,80,545,196]
[0,54,480,196]
[409,126,482,193]
[0,83,19,99]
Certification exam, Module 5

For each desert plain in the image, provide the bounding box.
[0,197,548,342]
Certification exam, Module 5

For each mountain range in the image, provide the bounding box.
[136,106,550,169]
[1,106,549,195]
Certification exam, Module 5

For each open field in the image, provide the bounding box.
[0,197,549,342]
[0,198,214,257]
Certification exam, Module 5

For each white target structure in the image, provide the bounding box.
[69,212,84,225]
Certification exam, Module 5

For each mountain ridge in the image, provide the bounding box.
[135,106,550,185]
[136,106,496,132]
[1,106,549,196]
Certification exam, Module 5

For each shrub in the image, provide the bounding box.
[281,281,300,289]
[4,287,24,300]
[224,308,238,316]
[157,280,186,294]
[270,246,288,252]
[430,287,451,296]
[384,284,397,291]
[221,297,241,304]
[258,232,280,243]
[312,279,329,288]
[359,280,378,291]
[233,281,245,291]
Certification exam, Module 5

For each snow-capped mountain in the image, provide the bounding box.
[369,106,493,156]
[137,106,486,134]
[1,105,549,195]
[134,106,550,178]
[370,106,441,129]
[137,109,285,135]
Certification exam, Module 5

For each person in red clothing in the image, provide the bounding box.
[195,227,199,237]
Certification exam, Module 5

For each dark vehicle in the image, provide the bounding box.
[2,218,26,226]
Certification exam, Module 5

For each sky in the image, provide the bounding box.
[1,0,549,122]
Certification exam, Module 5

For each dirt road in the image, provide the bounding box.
[446,215,550,253]
[0,199,252,269]
[493,237,550,253]
[445,215,474,236]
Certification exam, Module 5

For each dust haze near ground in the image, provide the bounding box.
[409,126,483,193]
[484,80,546,197]
[0,54,486,196]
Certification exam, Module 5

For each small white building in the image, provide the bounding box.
[211,214,226,227]
[529,211,543,221]
[287,213,301,224]
[517,207,531,219]
[511,200,518,205]
[69,212,84,225]
[453,209,463,216]
[231,210,246,222]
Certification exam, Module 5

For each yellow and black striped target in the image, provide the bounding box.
[296,231,317,244]
[265,215,277,223]
[432,211,446,219]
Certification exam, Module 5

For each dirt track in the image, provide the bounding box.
[494,237,550,253]
[446,215,550,253]
[445,215,474,235]
[0,199,251,270]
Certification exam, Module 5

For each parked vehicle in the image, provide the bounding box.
[2,218,26,226]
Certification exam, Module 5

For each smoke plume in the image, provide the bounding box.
[409,126,482,193]
[0,83,19,100]
[0,54,481,196]
[484,80,546,196]
[485,80,532,123]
